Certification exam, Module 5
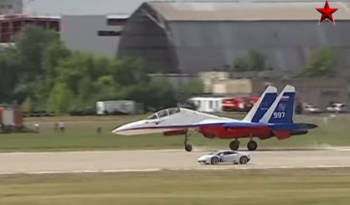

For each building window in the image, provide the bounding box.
[209,101,213,109]
[106,18,127,26]
[97,30,122,36]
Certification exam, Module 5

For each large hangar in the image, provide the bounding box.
[118,2,350,74]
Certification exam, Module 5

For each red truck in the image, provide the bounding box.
[222,97,259,112]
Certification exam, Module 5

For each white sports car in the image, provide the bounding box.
[198,151,251,165]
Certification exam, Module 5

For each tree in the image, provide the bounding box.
[176,78,204,102]
[21,97,33,113]
[233,57,249,72]
[111,58,149,86]
[0,25,183,114]
[0,26,64,108]
[300,47,337,77]
[47,83,74,113]
[124,79,177,111]
[246,50,269,71]
[16,26,59,81]
[36,40,71,107]
[0,47,20,102]
[233,50,272,72]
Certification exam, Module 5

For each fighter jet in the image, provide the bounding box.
[113,85,317,152]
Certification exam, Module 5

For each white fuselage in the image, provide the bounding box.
[113,108,235,135]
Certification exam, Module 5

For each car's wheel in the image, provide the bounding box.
[247,140,258,151]
[185,144,192,152]
[211,157,219,165]
[239,156,249,165]
[229,140,240,150]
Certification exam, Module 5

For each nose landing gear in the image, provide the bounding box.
[184,132,192,152]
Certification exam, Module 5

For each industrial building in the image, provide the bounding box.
[118,2,350,74]
[0,14,59,42]
[206,76,349,108]
[61,15,127,57]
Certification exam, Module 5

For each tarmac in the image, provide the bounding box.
[0,147,350,174]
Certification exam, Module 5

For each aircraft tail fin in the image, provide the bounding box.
[243,86,277,122]
[260,85,296,124]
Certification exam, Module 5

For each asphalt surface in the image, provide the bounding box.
[0,147,350,174]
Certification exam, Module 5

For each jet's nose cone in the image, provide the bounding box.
[112,126,123,134]
[112,120,146,135]
[112,124,131,135]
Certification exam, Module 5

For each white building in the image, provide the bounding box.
[188,97,227,113]
[61,15,127,57]
[0,0,22,14]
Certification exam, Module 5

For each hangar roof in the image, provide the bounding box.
[148,2,350,21]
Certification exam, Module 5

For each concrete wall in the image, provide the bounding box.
[61,15,125,57]
[212,79,253,95]
[168,21,350,74]
[0,0,22,14]
[118,2,350,74]
[199,72,230,93]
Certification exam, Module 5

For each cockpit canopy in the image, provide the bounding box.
[147,108,181,120]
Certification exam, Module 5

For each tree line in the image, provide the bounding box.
[232,48,337,77]
[0,26,338,114]
[0,26,203,114]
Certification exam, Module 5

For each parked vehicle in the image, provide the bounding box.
[197,151,251,165]
[326,102,347,113]
[302,103,322,114]
[222,97,259,112]
[96,100,137,115]
[0,106,24,132]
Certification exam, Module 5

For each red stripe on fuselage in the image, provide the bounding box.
[198,126,272,139]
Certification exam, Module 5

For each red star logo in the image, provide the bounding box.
[316,0,338,23]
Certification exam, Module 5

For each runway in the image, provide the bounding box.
[0,147,350,174]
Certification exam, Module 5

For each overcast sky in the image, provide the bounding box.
[23,0,347,16]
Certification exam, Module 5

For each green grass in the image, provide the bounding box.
[0,168,350,205]
[0,113,348,152]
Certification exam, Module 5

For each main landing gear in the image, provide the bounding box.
[229,139,240,150]
[247,140,258,151]
[184,132,192,152]
[229,139,258,151]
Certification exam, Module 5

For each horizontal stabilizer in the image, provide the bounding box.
[295,123,318,129]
